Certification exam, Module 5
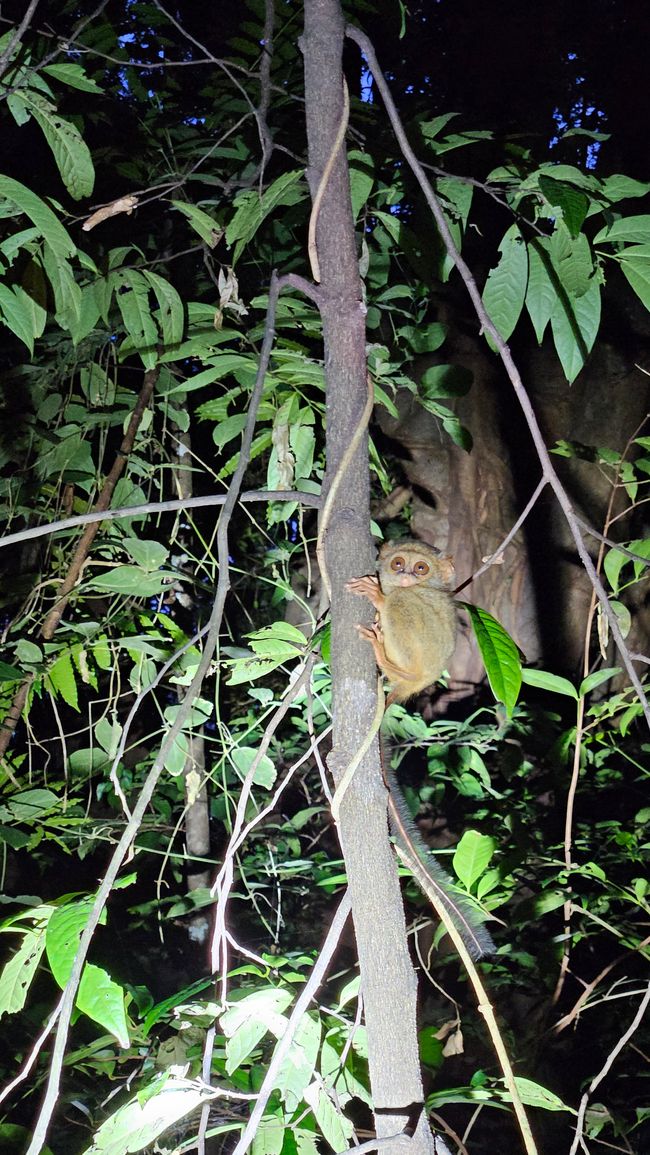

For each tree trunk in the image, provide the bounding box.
[302,4,450,1152]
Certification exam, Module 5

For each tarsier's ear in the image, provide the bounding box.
[438,555,455,587]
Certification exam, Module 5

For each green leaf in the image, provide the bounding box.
[231,746,277,789]
[550,275,600,383]
[619,245,650,311]
[87,566,180,595]
[538,175,589,238]
[463,603,522,715]
[521,669,578,698]
[221,988,293,1074]
[7,788,58,822]
[46,650,79,711]
[304,1081,354,1151]
[274,1012,321,1112]
[80,1076,215,1154]
[171,200,223,247]
[19,90,94,200]
[348,150,374,222]
[525,239,556,344]
[0,283,45,352]
[511,1077,573,1113]
[400,321,447,354]
[141,270,184,347]
[122,538,170,572]
[594,215,650,245]
[600,174,650,203]
[212,413,248,449]
[453,830,496,889]
[0,175,76,262]
[0,660,23,683]
[226,169,305,263]
[579,667,622,696]
[42,63,103,93]
[77,963,130,1048]
[0,926,46,1016]
[114,269,158,368]
[482,224,528,348]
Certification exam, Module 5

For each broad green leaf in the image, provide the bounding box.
[80,1077,215,1154]
[251,1114,285,1155]
[453,830,496,889]
[163,732,188,776]
[0,660,22,683]
[231,746,277,789]
[113,269,158,367]
[603,538,650,593]
[510,1077,573,1113]
[42,62,103,93]
[141,269,184,347]
[0,283,44,351]
[550,275,600,383]
[521,669,578,698]
[594,215,650,245]
[221,988,293,1074]
[463,603,522,715]
[87,566,180,596]
[304,1080,354,1151]
[619,245,650,312]
[274,1011,321,1112]
[0,926,46,1016]
[171,199,223,247]
[122,538,169,572]
[549,229,593,298]
[46,650,79,711]
[15,639,43,665]
[482,224,528,348]
[7,788,58,822]
[348,150,374,222]
[212,413,247,449]
[399,321,447,354]
[0,175,75,262]
[600,174,650,203]
[40,243,82,332]
[77,963,129,1048]
[579,667,622,697]
[226,169,305,263]
[525,239,557,344]
[538,175,588,238]
[20,90,94,200]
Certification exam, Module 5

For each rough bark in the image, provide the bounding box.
[302,3,447,1152]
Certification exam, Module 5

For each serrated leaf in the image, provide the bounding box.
[463,603,522,715]
[521,669,578,698]
[482,223,528,348]
[453,830,495,889]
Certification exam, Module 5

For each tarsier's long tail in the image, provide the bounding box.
[386,768,495,961]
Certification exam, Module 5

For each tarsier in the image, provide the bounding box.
[346,540,494,960]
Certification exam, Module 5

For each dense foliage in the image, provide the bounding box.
[0,3,649,1153]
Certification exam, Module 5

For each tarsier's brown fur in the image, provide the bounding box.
[346,539,456,704]
[344,541,494,959]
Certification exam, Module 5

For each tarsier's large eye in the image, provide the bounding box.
[390,556,406,572]
[413,560,430,576]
